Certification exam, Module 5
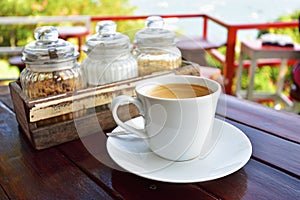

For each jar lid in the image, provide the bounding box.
[134,16,175,47]
[84,20,130,54]
[22,26,79,64]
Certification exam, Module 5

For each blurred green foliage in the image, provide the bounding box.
[207,10,299,98]
[0,0,141,47]
[0,60,19,85]
[0,1,299,97]
[254,11,300,94]
[258,10,300,43]
[0,0,144,83]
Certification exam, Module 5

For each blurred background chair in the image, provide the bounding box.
[176,37,225,66]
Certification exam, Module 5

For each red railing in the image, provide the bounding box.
[3,14,297,93]
[90,14,299,94]
[214,19,299,94]
[1,14,297,93]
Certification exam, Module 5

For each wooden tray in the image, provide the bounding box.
[9,64,219,150]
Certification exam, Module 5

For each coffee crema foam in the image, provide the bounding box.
[146,83,212,99]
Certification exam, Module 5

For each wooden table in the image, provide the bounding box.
[235,40,300,107]
[0,85,299,199]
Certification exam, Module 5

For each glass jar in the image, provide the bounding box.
[133,16,182,76]
[20,26,85,99]
[82,20,138,86]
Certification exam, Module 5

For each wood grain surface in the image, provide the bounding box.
[1,84,300,199]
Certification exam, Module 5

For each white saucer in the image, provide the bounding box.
[107,117,252,183]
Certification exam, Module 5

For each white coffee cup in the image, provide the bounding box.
[111,75,221,161]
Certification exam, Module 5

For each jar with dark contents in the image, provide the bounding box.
[20,26,86,99]
[133,16,182,76]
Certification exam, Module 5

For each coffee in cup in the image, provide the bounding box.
[146,83,212,99]
[111,75,221,161]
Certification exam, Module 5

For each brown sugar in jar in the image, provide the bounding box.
[133,16,182,76]
[20,26,85,99]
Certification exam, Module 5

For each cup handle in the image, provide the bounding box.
[111,95,147,138]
